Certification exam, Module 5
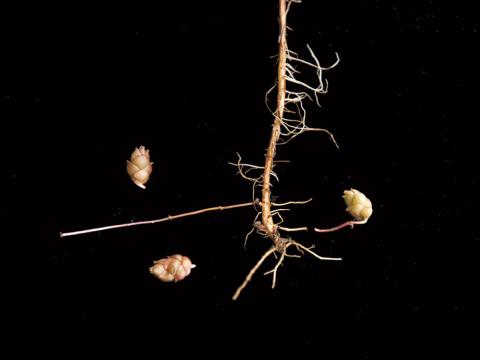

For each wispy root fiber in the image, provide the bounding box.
[232,238,341,300]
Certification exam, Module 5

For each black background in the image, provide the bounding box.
[2,0,478,357]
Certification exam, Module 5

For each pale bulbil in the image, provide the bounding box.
[126,146,153,189]
[343,189,373,221]
[149,255,195,282]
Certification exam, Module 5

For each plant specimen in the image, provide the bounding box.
[60,0,372,300]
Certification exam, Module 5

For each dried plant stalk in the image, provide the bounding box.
[60,202,254,238]
[232,0,347,300]
[261,0,288,238]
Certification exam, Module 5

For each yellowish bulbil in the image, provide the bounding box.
[149,255,194,282]
[126,146,153,189]
[343,188,373,221]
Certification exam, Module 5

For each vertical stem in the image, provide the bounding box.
[261,0,287,237]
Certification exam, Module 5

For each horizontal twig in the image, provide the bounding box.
[60,201,254,238]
